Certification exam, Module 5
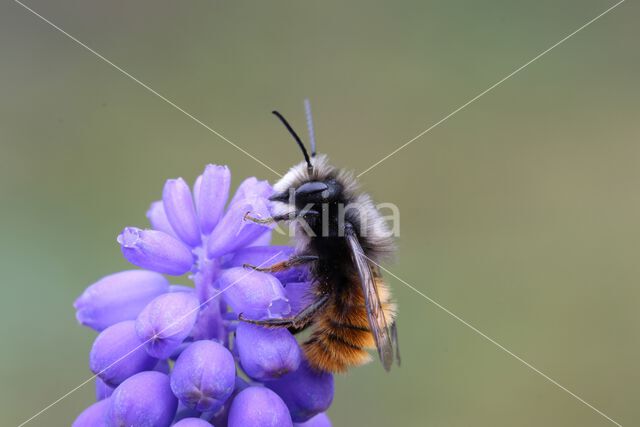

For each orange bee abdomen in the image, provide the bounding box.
[303,277,395,373]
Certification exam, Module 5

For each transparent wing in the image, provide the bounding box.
[345,225,394,371]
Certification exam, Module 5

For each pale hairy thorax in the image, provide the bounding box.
[271,154,396,263]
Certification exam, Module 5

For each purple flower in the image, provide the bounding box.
[74,270,169,331]
[89,320,157,386]
[294,413,332,427]
[220,268,291,319]
[173,418,214,427]
[207,197,272,258]
[73,165,333,425]
[95,377,114,400]
[135,291,200,358]
[72,399,109,427]
[267,360,334,423]
[171,340,236,412]
[228,387,293,427]
[194,164,230,235]
[163,177,202,247]
[118,228,195,275]
[106,371,178,427]
[236,323,301,381]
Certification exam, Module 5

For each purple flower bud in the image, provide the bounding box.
[118,227,194,275]
[236,323,301,380]
[294,413,332,427]
[106,371,178,427]
[163,178,201,246]
[146,201,178,238]
[171,340,236,412]
[90,320,157,386]
[219,268,290,319]
[228,177,273,207]
[207,198,272,258]
[73,399,109,427]
[136,291,200,359]
[173,418,213,427]
[228,387,292,427]
[267,361,334,423]
[195,164,231,235]
[95,377,114,400]
[74,270,170,331]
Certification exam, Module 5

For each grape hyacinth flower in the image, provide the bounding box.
[73,165,333,426]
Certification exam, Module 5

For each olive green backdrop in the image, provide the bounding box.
[1,1,638,426]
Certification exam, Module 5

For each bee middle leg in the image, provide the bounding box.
[238,293,329,330]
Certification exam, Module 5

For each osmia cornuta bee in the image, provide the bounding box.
[240,104,399,373]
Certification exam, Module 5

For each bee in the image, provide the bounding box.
[240,103,399,373]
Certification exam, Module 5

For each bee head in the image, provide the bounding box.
[270,179,342,207]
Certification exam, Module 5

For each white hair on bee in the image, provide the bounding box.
[349,191,396,261]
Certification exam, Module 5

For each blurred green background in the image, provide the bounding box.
[1,0,638,426]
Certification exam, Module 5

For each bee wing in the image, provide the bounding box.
[345,225,394,371]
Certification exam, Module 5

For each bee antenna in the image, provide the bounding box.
[304,99,316,157]
[272,110,313,174]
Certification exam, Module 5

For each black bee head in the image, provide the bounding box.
[269,180,342,206]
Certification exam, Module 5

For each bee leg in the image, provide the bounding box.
[243,212,296,224]
[238,294,329,330]
[244,209,320,224]
[243,255,318,273]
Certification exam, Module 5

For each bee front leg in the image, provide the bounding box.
[243,254,318,273]
[244,209,320,225]
[238,294,329,330]
[243,212,295,224]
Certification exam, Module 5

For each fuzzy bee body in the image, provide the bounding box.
[240,110,399,373]
[303,274,395,372]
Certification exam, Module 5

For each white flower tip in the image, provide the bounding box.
[118,227,142,248]
[204,164,229,173]
[267,297,291,318]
